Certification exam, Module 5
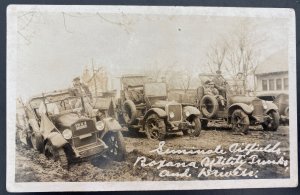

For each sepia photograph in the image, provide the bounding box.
[7,5,297,192]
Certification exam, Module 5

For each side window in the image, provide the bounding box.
[262,80,268,91]
[276,78,282,90]
[269,79,274,91]
[284,78,288,90]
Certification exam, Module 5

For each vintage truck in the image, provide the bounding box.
[18,89,126,169]
[195,74,280,134]
[116,75,202,140]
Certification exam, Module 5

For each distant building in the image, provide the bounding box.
[81,66,108,96]
[255,49,288,95]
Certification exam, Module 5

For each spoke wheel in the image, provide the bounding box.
[44,142,68,169]
[103,131,126,161]
[145,114,166,141]
[231,109,249,134]
[183,116,201,137]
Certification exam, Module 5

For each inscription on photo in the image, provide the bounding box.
[134,141,289,179]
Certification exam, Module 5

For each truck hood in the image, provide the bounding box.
[54,113,90,129]
[228,96,260,105]
[152,100,179,108]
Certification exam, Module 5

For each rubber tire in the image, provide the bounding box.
[145,114,166,141]
[31,132,44,153]
[184,116,201,137]
[231,109,249,134]
[103,131,126,161]
[44,142,69,169]
[26,132,33,148]
[122,100,137,125]
[200,95,219,118]
[262,110,280,131]
[57,148,69,170]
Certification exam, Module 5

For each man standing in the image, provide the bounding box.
[234,72,245,95]
[72,77,92,98]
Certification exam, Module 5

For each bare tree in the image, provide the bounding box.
[178,70,192,93]
[145,61,174,82]
[206,39,228,74]
[206,20,264,92]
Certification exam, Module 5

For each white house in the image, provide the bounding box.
[255,49,288,95]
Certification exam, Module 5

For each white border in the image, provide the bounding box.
[6,5,298,192]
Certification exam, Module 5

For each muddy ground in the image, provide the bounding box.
[15,124,290,182]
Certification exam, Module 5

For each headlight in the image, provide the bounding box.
[185,111,190,117]
[62,129,72,139]
[96,121,105,130]
[262,100,268,109]
[169,112,175,119]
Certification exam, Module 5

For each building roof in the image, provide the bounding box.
[255,48,288,75]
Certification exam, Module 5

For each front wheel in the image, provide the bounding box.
[31,132,44,153]
[183,116,201,137]
[103,131,126,161]
[231,109,249,134]
[145,114,166,141]
[44,142,69,169]
[262,110,280,131]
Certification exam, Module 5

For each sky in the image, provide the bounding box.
[15,9,289,99]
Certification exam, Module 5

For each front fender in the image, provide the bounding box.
[183,106,201,117]
[265,101,279,114]
[45,132,68,149]
[28,118,39,132]
[228,103,253,116]
[144,108,167,119]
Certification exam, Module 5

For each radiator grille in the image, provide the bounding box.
[72,120,95,137]
[168,104,182,122]
[73,133,97,147]
[252,100,264,116]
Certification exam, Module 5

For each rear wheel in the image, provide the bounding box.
[231,109,249,134]
[145,114,166,141]
[31,132,44,153]
[262,110,280,131]
[103,131,126,161]
[44,142,68,169]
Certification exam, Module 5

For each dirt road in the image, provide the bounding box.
[15,125,290,182]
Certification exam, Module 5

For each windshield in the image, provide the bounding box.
[122,76,147,87]
[144,83,167,97]
[39,96,88,115]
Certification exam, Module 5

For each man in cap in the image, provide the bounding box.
[72,76,92,99]
[203,80,218,96]
[207,80,226,107]
[212,70,227,98]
